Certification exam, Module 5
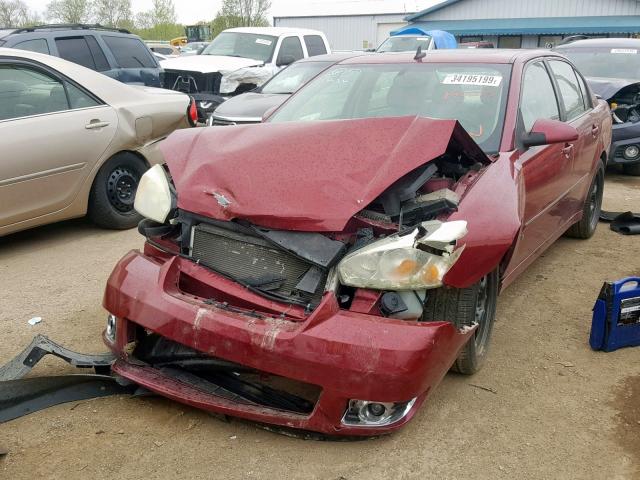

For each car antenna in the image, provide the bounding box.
[414,45,426,62]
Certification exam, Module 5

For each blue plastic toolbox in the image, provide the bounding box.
[590,277,640,352]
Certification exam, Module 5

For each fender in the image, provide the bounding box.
[444,152,522,289]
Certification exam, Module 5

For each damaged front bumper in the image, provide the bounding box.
[610,121,640,166]
[103,249,474,436]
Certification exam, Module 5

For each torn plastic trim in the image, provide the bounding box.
[0,335,115,381]
[0,375,135,423]
[249,225,347,268]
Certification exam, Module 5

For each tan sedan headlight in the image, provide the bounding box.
[134,164,174,224]
[338,221,467,290]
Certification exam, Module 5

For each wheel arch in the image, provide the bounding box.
[67,149,151,218]
[443,153,523,291]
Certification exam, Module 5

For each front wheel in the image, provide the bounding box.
[421,270,499,375]
[88,153,146,229]
[565,160,605,239]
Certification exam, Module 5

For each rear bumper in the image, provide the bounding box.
[103,249,472,436]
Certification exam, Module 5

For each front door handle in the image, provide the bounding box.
[562,144,574,158]
[85,120,110,130]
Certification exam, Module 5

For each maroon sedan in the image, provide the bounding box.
[103,50,611,436]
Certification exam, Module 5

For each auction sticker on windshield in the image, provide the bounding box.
[256,38,272,45]
[442,74,502,86]
[611,48,638,54]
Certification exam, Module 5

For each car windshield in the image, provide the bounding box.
[377,36,432,53]
[269,62,512,153]
[201,32,277,62]
[558,47,640,79]
[182,42,206,52]
[262,61,331,94]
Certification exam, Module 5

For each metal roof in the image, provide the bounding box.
[405,0,462,22]
[406,16,640,35]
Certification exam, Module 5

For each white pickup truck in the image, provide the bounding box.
[160,27,331,122]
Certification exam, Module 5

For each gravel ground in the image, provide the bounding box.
[0,174,639,480]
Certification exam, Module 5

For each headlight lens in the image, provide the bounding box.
[134,164,173,224]
[338,220,467,290]
[219,75,239,95]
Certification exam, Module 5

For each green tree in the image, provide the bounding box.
[218,0,270,27]
[92,0,132,28]
[46,0,92,23]
[133,0,178,40]
[0,0,39,27]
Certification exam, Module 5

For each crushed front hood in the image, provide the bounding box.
[160,55,262,74]
[586,76,640,101]
[162,116,488,231]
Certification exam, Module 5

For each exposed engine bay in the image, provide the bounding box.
[608,83,640,124]
[141,146,484,321]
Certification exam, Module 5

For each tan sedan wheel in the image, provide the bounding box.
[88,153,146,229]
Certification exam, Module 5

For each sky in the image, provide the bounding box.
[23,0,441,24]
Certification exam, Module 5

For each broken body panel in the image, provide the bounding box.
[588,77,640,169]
[103,51,611,435]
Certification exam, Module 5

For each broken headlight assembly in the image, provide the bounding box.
[338,221,467,290]
[134,164,176,224]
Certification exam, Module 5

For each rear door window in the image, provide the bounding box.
[103,36,157,68]
[13,38,50,54]
[520,61,560,131]
[55,36,109,71]
[548,60,586,121]
[278,36,304,65]
[304,35,327,56]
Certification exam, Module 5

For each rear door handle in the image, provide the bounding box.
[562,144,574,158]
[85,120,110,130]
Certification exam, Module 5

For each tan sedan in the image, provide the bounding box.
[0,47,197,236]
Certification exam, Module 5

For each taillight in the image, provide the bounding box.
[187,97,198,126]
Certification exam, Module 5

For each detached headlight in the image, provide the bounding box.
[338,220,467,290]
[219,75,239,95]
[134,164,174,224]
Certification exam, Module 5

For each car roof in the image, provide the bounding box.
[339,49,565,65]
[296,52,369,63]
[4,24,133,35]
[555,38,640,49]
[0,29,17,39]
[224,27,325,37]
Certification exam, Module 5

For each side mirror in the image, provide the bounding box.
[521,118,579,148]
[277,54,296,67]
[262,105,278,122]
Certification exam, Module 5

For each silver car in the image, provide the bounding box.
[0,48,197,236]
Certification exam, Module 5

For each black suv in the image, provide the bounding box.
[0,24,161,87]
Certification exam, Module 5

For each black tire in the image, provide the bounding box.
[622,162,640,176]
[565,160,605,239]
[88,152,147,229]
[421,270,499,375]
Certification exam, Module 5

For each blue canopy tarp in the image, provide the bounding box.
[391,26,457,49]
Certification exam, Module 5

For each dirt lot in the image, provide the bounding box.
[1,174,639,480]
